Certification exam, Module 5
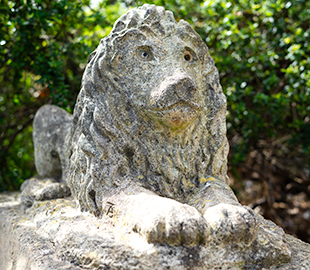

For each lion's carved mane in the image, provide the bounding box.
[65,4,229,215]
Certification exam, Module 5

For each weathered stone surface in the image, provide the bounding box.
[0,192,81,270]
[1,192,310,269]
[10,3,309,269]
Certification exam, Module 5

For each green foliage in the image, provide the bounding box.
[199,0,310,168]
[1,0,309,191]
[0,0,125,191]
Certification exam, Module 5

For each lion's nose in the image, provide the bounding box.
[149,72,200,110]
[172,76,198,100]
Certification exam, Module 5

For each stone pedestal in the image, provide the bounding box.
[1,192,310,270]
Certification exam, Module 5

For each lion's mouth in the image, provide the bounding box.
[145,101,201,131]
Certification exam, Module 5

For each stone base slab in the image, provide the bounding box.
[1,192,310,270]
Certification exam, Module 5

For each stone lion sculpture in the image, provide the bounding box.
[21,4,259,246]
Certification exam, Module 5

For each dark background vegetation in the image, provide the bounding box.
[1,0,309,242]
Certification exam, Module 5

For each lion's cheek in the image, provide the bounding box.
[146,106,200,131]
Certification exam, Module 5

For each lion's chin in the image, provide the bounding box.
[146,105,200,131]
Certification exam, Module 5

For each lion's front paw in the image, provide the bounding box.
[121,194,209,246]
[203,203,259,245]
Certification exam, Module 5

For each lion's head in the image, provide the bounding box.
[66,4,229,215]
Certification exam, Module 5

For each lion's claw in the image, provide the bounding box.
[143,205,208,246]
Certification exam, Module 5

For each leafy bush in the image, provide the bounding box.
[0,0,124,190]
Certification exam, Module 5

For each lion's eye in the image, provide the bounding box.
[137,47,153,61]
[141,51,149,59]
[184,47,198,62]
[184,51,192,61]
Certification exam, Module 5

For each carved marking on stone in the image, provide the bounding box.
[106,202,115,217]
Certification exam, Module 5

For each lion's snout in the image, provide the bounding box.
[149,72,201,111]
[167,75,197,100]
[145,72,202,130]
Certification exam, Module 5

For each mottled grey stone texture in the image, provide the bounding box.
[1,193,310,269]
[14,4,310,269]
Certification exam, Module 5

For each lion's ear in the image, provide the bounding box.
[87,50,97,64]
